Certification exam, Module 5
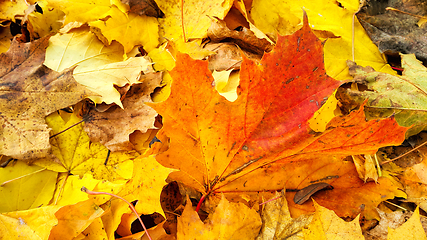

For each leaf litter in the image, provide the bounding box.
[1,0,427,239]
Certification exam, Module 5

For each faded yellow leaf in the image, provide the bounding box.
[46,0,116,24]
[0,161,57,213]
[34,111,136,182]
[27,0,65,39]
[100,199,131,240]
[303,201,364,239]
[157,0,233,42]
[90,5,159,53]
[78,217,108,240]
[49,199,104,240]
[0,0,28,21]
[387,207,427,240]
[119,155,175,216]
[45,27,154,107]
[0,206,61,240]
[0,37,95,159]
[177,195,262,240]
[212,69,238,102]
[257,190,312,240]
[250,0,394,80]
[53,173,125,206]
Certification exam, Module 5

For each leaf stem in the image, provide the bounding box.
[0,167,46,186]
[195,194,206,213]
[81,186,152,240]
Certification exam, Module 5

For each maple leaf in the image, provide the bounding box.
[150,14,408,218]
[303,201,364,239]
[257,190,312,239]
[156,0,233,42]
[338,54,427,137]
[178,195,262,239]
[0,36,95,159]
[89,5,159,53]
[34,111,136,182]
[44,27,155,107]
[0,205,61,239]
[249,0,395,79]
[387,207,427,240]
[0,161,57,213]
[84,74,162,152]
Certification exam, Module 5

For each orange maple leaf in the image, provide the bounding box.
[150,15,408,218]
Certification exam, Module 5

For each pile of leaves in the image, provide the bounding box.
[1,0,427,239]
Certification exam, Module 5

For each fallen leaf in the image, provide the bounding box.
[150,14,407,219]
[256,190,312,240]
[89,5,159,53]
[302,201,364,239]
[0,205,61,239]
[0,161,57,213]
[121,0,164,18]
[156,0,233,42]
[118,155,176,216]
[177,195,262,239]
[337,54,427,137]
[26,0,65,40]
[46,0,117,24]
[49,199,104,240]
[0,0,28,21]
[387,207,427,240]
[44,27,154,107]
[249,0,395,79]
[207,18,273,55]
[352,155,379,183]
[52,173,126,206]
[84,74,161,151]
[34,111,136,181]
[0,36,95,159]
[100,199,131,240]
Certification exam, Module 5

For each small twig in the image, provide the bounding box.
[381,140,427,165]
[81,186,152,240]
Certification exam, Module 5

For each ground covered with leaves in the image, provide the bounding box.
[1,0,427,239]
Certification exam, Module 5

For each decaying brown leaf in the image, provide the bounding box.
[84,72,162,151]
[0,36,95,159]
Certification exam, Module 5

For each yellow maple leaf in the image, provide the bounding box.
[49,199,105,240]
[89,5,159,53]
[0,205,61,239]
[53,173,126,206]
[177,195,262,239]
[0,0,28,21]
[45,0,116,24]
[387,207,427,240]
[303,201,364,239]
[157,0,233,42]
[0,161,57,213]
[44,27,155,107]
[257,190,313,239]
[250,0,394,80]
[118,155,175,216]
[34,111,136,181]
[26,0,65,39]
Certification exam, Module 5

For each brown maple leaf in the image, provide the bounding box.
[0,36,95,159]
[84,72,162,151]
[149,14,408,218]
